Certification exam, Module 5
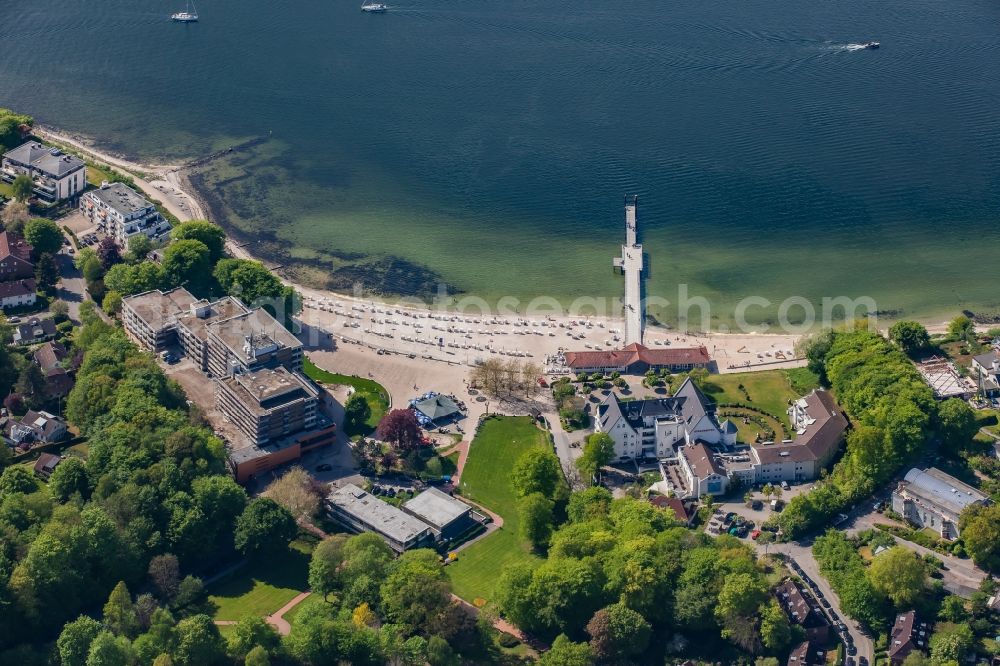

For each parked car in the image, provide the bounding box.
[750,529,761,540]
[751,500,763,510]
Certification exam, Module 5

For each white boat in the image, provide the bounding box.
[172,0,198,21]
[361,2,388,12]
[863,41,880,49]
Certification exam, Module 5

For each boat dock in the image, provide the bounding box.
[613,195,644,345]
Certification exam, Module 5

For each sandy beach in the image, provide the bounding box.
[38,124,969,378]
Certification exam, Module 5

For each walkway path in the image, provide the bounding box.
[267,591,312,635]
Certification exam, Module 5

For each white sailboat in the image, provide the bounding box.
[172,0,199,22]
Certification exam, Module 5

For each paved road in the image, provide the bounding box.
[765,539,875,664]
[545,410,586,486]
[55,249,86,323]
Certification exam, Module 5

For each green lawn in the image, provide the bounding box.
[446,416,548,603]
[208,539,313,621]
[282,593,323,625]
[701,368,820,428]
[303,356,389,435]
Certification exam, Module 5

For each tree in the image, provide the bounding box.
[174,575,205,610]
[103,581,140,638]
[759,600,792,650]
[213,258,285,306]
[172,221,226,264]
[929,622,974,664]
[511,448,563,499]
[97,237,121,270]
[948,315,975,343]
[148,554,182,602]
[233,497,297,558]
[518,492,555,550]
[0,465,37,496]
[34,251,59,294]
[226,616,280,661]
[889,321,931,356]
[344,393,372,435]
[174,614,225,666]
[244,646,270,666]
[380,549,453,635]
[575,432,615,483]
[58,615,103,666]
[23,218,63,257]
[162,239,211,292]
[86,630,134,666]
[49,457,90,501]
[11,173,33,202]
[937,398,978,450]
[585,603,651,662]
[426,636,458,666]
[938,595,967,623]
[1,200,31,234]
[537,634,594,666]
[958,503,1000,572]
[900,653,930,666]
[15,362,47,408]
[244,645,270,666]
[308,535,349,601]
[376,409,423,452]
[125,234,154,264]
[352,602,378,628]
[102,290,123,315]
[263,466,321,521]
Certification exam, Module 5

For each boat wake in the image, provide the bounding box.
[832,43,873,52]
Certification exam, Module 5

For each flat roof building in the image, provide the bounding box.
[326,483,434,553]
[207,309,303,378]
[402,487,476,541]
[121,288,199,351]
[216,367,319,447]
[81,182,171,246]
[176,297,250,374]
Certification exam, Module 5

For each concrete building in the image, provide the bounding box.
[176,297,250,374]
[0,232,35,281]
[595,377,736,461]
[206,309,303,379]
[402,487,477,542]
[564,342,710,375]
[0,279,37,311]
[121,288,199,351]
[326,483,434,553]
[80,182,171,246]
[216,367,319,447]
[229,424,336,484]
[2,142,86,203]
[888,611,930,665]
[892,467,989,540]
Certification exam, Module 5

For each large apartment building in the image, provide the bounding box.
[80,182,171,246]
[176,297,250,374]
[206,309,303,378]
[595,377,737,461]
[2,141,86,203]
[216,367,319,447]
[121,288,199,351]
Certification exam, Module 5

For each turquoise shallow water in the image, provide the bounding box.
[1,0,999,324]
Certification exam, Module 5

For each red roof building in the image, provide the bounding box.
[0,231,34,281]
[564,343,710,375]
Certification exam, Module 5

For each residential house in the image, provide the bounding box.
[564,342,711,375]
[595,377,737,461]
[32,341,74,398]
[80,182,170,246]
[649,495,694,526]
[12,317,56,345]
[325,483,435,553]
[971,350,1000,397]
[0,231,34,280]
[891,468,989,540]
[787,641,826,666]
[775,579,830,643]
[33,453,61,480]
[888,610,930,665]
[6,410,68,447]
[752,390,849,484]
[0,279,37,311]
[2,142,86,203]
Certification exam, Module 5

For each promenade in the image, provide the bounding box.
[616,196,644,346]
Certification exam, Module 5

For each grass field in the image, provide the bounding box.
[303,356,390,434]
[208,539,313,621]
[701,368,820,428]
[446,416,548,603]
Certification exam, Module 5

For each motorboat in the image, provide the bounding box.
[361,2,388,12]
[864,41,879,49]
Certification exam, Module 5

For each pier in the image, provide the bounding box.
[613,195,644,346]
